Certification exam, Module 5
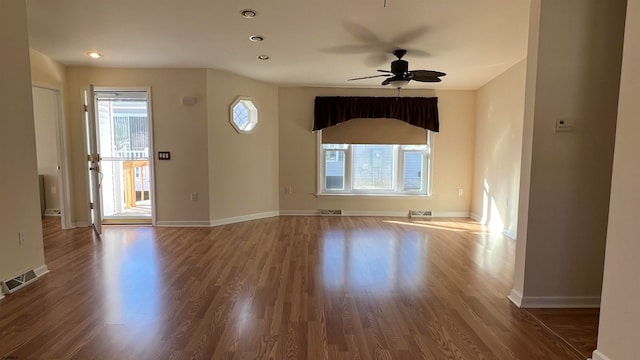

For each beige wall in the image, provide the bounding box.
[30,48,66,88]
[595,1,639,358]
[513,0,626,302]
[65,67,210,225]
[0,0,46,280]
[206,70,279,222]
[278,87,475,215]
[472,60,526,238]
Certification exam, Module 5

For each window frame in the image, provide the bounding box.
[229,96,258,133]
[316,130,432,196]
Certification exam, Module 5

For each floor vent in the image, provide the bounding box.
[320,209,343,216]
[1,270,38,294]
[44,209,62,216]
[409,210,433,218]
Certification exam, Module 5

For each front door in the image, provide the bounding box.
[84,87,154,229]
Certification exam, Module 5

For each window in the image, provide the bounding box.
[318,134,432,195]
[229,96,258,133]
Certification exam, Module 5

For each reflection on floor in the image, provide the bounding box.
[0,216,589,359]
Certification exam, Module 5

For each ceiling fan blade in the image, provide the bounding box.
[391,26,430,45]
[377,70,393,73]
[343,21,384,45]
[411,76,442,83]
[381,78,392,86]
[364,53,389,67]
[320,44,378,54]
[411,70,447,78]
[348,74,391,81]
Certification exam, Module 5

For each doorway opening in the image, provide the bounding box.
[32,85,71,229]
[86,87,155,227]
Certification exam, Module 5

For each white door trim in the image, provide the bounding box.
[92,86,156,225]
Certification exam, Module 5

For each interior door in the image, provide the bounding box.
[83,86,102,235]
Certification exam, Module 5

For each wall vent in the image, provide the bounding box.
[1,270,38,294]
[320,209,343,216]
[409,210,433,218]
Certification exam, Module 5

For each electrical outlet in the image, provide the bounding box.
[458,188,464,196]
[18,232,25,245]
[190,192,198,201]
[284,185,293,194]
[51,186,57,194]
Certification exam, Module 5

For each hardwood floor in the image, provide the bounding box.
[525,308,599,358]
[0,216,587,359]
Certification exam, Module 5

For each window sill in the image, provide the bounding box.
[316,193,431,198]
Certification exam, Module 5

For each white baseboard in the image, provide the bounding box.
[469,213,483,222]
[279,210,320,216]
[279,210,471,218]
[343,210,410,217]
[470,213,517,239]
[509,292,600,308]
[433,211,470,218]
[508,289,523,307]
[210,211,279,227]
[72,221,90,228]
[591,350,612,360]
[156,220,211,227]
[34,265,50,277]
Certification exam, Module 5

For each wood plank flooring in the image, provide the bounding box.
[525,308,598,358]
[0,216,587,359]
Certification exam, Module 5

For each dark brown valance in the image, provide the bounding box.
[313,96,439,133]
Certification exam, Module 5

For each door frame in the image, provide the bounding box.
[32,82,73,230]
[85,86,157,226]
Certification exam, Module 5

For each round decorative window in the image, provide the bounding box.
[230,96,258,133]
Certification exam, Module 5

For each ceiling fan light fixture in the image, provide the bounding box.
[389,79,410,88]
[257,54,270,60]
[249,35,264,42]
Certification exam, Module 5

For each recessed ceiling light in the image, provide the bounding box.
[87,51,103,59]
[249,35,264,42]
[241,9,257,18]
[257,55,270,60]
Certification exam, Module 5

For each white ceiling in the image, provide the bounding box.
[25,0,530,90]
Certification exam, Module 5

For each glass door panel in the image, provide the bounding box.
[94,90,152,223]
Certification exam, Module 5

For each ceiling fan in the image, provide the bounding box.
[348,49,446,88]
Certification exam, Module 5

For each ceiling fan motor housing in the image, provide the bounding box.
[391,59,409,76]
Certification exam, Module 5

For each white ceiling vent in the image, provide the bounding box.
[1,270,38,294]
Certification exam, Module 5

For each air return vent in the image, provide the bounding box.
[409,210,433,218]
[320,209,343,216]
[1,270,38,294]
